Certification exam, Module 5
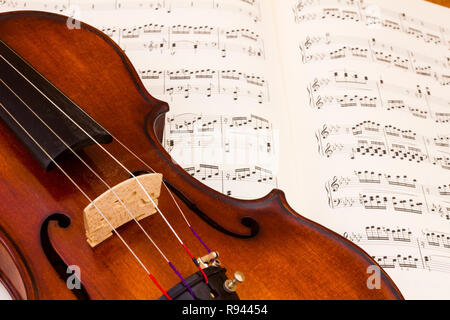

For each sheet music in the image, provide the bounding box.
[345,224,450,274]
[274,0,450,298]
[0,0,296,200]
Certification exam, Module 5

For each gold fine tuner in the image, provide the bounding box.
[224,271,245,293]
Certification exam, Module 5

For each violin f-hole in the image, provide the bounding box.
[40,213,90,300]
[163,178,260,239]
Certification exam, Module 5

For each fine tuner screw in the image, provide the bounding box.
[224,271,245,293]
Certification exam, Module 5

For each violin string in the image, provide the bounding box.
[0,78,197,299]
[0,101,173,300]
[104,125,212,254]
[0,39,212,255]
[0,50,209,284]
[2,38,212,255]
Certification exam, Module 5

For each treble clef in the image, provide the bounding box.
[315,95,324,109]
[304,36,312,50]
[324,143,334,158]
[330,176,340,192]
[311,78,320,92]
[320,124,330,139]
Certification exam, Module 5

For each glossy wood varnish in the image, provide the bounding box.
[0,11,404,300]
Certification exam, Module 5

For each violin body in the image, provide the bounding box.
[0,11,403,300]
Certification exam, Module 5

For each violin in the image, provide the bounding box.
[0,11,403,300]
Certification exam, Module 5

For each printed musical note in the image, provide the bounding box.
[299,33,449,86]
[317,121,450,172]
[99,24,266,59]
[326,170,450,221]
[292,0,450,48]
[0,0,262,23]
[184,163,278,198]
[307,70,450,123]
[342,225,450,274]
[139,68,269,103]
[164,113,277,198]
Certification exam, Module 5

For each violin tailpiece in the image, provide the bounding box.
[83,173,163,247]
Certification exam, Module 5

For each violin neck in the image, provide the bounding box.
[0,40,112,171]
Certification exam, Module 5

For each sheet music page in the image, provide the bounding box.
[0,0,298,200]
[274,0,450,298]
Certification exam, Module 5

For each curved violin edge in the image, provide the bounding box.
[270,189,404,299]
[0,224,38,300]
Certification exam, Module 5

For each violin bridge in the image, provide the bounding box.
[83,173,163,247]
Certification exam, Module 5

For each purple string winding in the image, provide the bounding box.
[190,226,211,253]
[168,262,196,300]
